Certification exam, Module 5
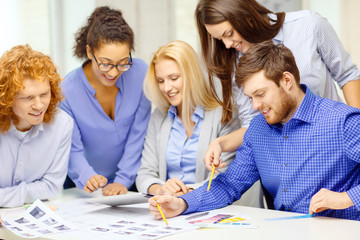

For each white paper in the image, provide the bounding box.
[86,192,150,206]
[55,200,196,239]
[2,199,76,238]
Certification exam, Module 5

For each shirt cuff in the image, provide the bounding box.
[347,186,360,211]
[77,169,98,190]
[178,190,201,214]
[114,176,133,189]
[146,181,165,194]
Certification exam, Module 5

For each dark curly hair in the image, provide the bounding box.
[73,6,135,59]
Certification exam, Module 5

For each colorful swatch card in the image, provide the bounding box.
[189,214,258,229]
[189,214,233,225]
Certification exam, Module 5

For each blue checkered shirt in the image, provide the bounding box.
[181,85,360,220]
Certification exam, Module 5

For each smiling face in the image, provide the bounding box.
[242,70,297,125]
[155,58,183,114]
[86,42,130,88]
[12,78,51,132]
[205,21,253,53]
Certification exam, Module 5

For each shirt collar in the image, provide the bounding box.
[273,29,284,43]
[268,84,315,130]
[8,122,44,140]
[192,106,205,123]
[290,84,316,124]
[269,13,284,43]
[168,105,178,120]
[80,64,96,96]
[167,105,205,121]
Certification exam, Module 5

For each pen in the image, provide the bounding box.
[207,164,216,191]
[143,193,154,198]
[154,198,168,226]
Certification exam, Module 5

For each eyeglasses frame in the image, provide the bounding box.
[90,50,133,72]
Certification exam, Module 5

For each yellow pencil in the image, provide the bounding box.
[154,198,168,226]
[207,164,216,191]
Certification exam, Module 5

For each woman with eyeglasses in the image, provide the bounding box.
[136,41,243,199]
[60,6,151,196]
[196,0,360,174]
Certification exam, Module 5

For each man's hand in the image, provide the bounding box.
[309,188,354,214]
[102,182,128,196]
[84,174,108,193]
[203,138,225,173]
[148,195,188,219]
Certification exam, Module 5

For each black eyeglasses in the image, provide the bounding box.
[91,50,132,72]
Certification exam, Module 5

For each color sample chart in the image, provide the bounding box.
[189,214,258,229]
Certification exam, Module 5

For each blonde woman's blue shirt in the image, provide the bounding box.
[166,106,204,184]
[181,85,360,221]
[60,58,151,189]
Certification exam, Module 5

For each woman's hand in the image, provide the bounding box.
[148,178,190,196]
[84,174,108,193]
[203,138,226,173]
[102,182,128,196]
[160,178,190,196]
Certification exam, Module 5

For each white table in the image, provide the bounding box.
[1,188,360,240]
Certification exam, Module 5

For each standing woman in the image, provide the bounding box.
[196,0,360,169]
[136,41,244,199]
[61,6,151,196]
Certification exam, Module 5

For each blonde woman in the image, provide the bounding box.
[136,40,240,196]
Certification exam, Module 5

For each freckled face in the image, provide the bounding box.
[205,21,253,53]
[12,78,51,132]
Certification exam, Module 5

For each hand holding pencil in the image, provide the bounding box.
[203,138,226,173]
[207,164,216,191]
[148,195,188,222]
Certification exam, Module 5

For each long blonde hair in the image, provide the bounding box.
[144,40,219,130]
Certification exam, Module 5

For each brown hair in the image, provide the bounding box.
[0,45,63,134]
[195,0,285,123]
[235,41,300,87]
[73,6,134,59]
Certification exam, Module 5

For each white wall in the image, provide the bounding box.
[0,0,50,55]
[341,0,360,68]
[49,0,96,77]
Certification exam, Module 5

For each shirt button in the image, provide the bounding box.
[19,161,23,165]
[283,163,287,167]
[287,208,291,211]
[284,136,288,139]
[283,188,287,192]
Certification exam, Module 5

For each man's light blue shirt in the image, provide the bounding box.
[0,110,73,207]
[60,58,151,189]
[181,85,360,220]
[166,106,204,184]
